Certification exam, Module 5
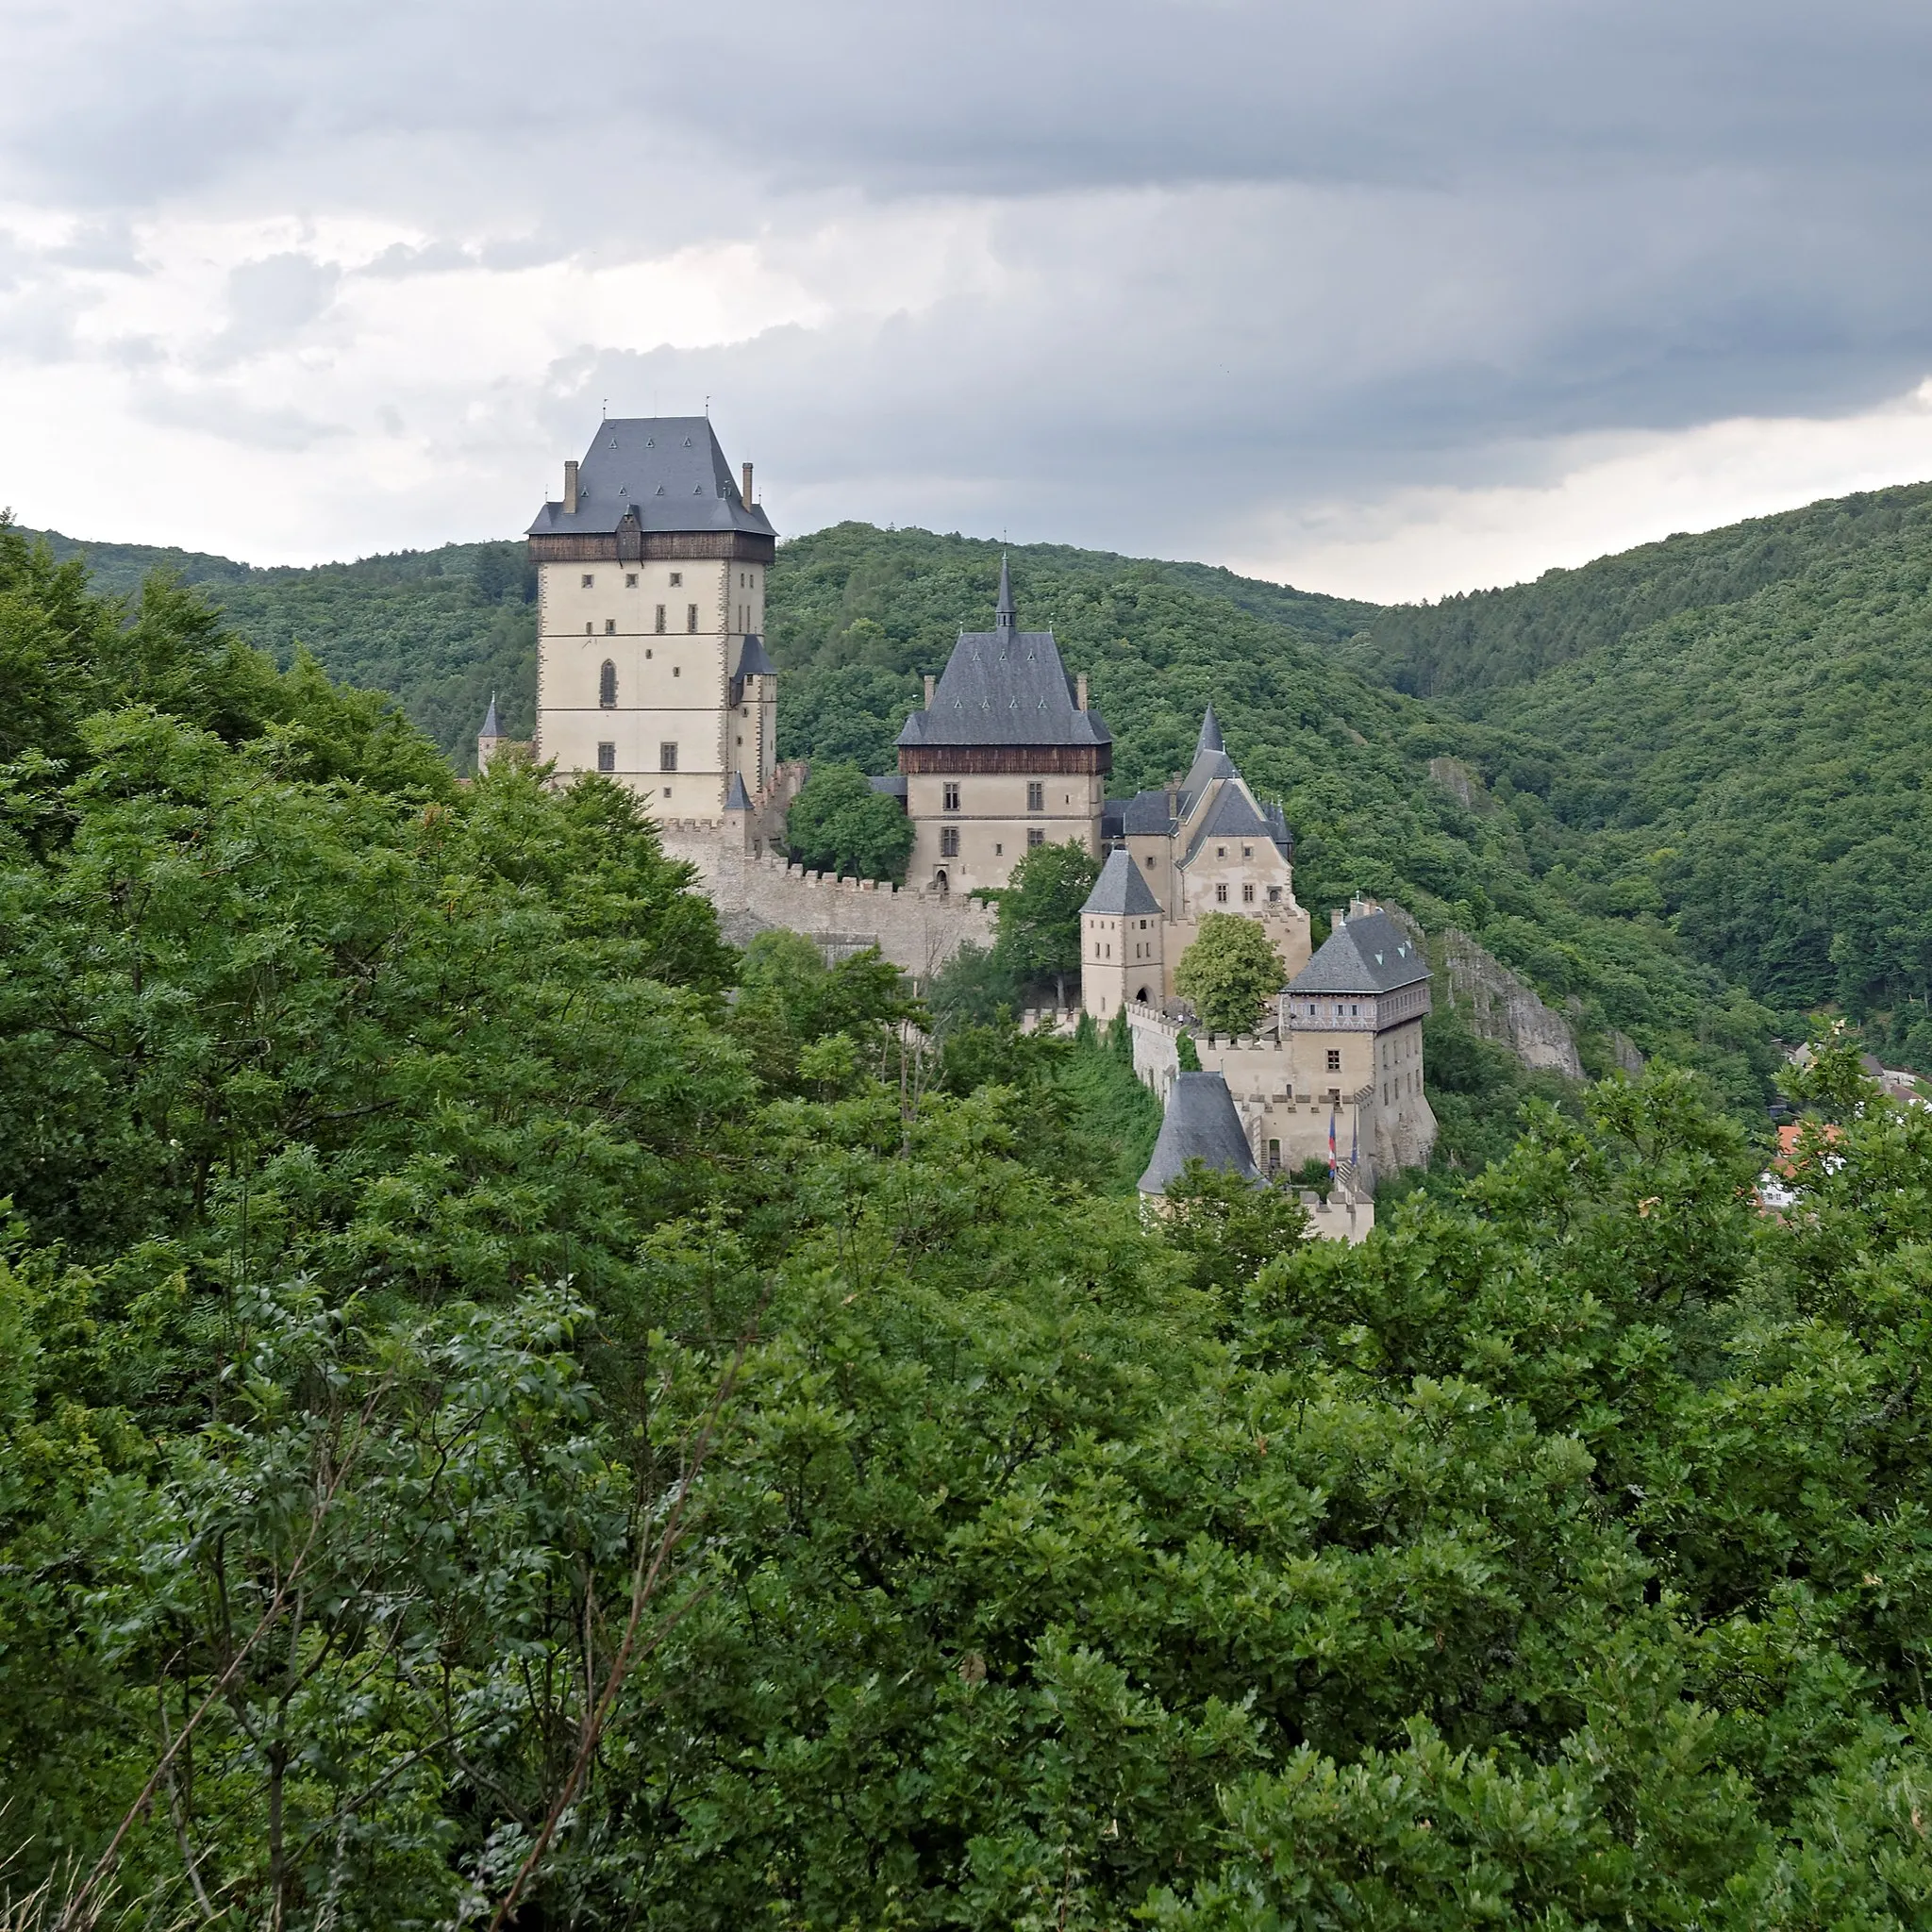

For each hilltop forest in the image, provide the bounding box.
[8,510,1932,1927]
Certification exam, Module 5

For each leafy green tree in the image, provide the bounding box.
[991,838,1101,1008]
[784,759,914,882]
[1174,911,1286,1036]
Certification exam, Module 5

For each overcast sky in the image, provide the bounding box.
[6,0,1932,600]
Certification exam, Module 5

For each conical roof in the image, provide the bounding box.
[1081,846,1162,917]
[479,692,500,738]
[995,555,1016,631]
[724,773,753,810]
[1139,1072,1259,1195]
[1196,705,1224,754]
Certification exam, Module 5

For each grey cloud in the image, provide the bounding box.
[134,383,346,453]
[207,252,341,365]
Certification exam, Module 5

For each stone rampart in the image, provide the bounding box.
[658,828,995,979]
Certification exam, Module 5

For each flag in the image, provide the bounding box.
[1327,1110,1337,1181]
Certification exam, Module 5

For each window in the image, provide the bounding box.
[625,573,638,588]
[1216,846,1225,858]
[605,618,616,635]
[686,604,699,632]
[1027,827,1045,849]
[599,659,617,708]
[596,741,615,773]
[1215,883,1228,904]
[581,574,594,589]
[672,665,680,677]
[1268,1139,1280,1170]
[584,622,592,635]
[1242,883,1255,904]
[654,605,666,634]
[1242,845,1252,858]
[659,742,677,772]
[943,782,960,811]
[940,826,960,858]
[1144,855,1155,867]
[1325,1048,1341,1073]
[994,841,1003,856]
[1268,885,1281,903]
[669,572,682,587]
[1026,782,1043,812]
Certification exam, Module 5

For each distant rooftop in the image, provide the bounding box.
[1289,908,1429,996]
[1139,1072,1259,1194]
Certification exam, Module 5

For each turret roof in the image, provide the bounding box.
[1081,846,1162,918]
[479,691,500,739]
[1196,705,1224,754]
[1139,1072,1259,1194]
[724,773,753,810]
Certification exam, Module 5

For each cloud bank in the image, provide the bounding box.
[4,0,1932,596]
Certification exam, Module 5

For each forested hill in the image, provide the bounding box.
[13,513,1779,1110]
[1344,483,1932,1060]
[1348,480,1932,697]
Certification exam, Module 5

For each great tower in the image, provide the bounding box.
[526,418,777,815]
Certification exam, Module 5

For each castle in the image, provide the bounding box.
[496,418,1436,1224]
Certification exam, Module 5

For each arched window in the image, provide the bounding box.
[599,659,617,708]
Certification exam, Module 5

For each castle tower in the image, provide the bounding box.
[1080,847,1164,1022]
[895,558,1111,893]
[526,419,776,817]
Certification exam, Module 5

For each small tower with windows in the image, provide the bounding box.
[1080,847,1165,1022]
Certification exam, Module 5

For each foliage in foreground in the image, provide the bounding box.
[780,758,914,883]
[6,530,1932,1927]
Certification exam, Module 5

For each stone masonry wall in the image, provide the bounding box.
[658,825,995,979]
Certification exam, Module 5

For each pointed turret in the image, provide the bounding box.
[477,691,504,773]
[724,772,752,811]
[1196,704,1223,755]
[995,555,1016,632]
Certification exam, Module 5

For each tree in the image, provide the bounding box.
[784,761,914,883]
[1174,911,1287,1036]
[991,839,1101,1008]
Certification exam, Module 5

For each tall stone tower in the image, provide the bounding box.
[526,418,777,816]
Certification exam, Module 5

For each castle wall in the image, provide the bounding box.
[659,827,996,980]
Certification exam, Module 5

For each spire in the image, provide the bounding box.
[995,554,1016,632]
[1196,704,1223,755]
[480,691,500,739]
[724,772,752,811]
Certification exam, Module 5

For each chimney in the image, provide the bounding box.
[741,460,754,505]
[1331,907,1346,930]
[563,458,579,514]
[1075,672,1089,711]
[923,673,936,708]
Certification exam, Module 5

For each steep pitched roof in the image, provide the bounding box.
[724,773,753,810]
[1196,705,1224,754]
[896,570,1112,750]
[1120,789,1176,836]
[868,774,908,800]
[479,692,500,739]
[1184,779,1274,862]
[732,634,776,678]
[1289,910,1430,995]
[527,417,776,539]
[1081,846,1162,918]
[1175,744,1235,816]
[1139,1072,1259,1194]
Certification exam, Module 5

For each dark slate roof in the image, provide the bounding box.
[896,567,1112,750]
[1184,779,1274,862]
[479,692,500,738]
[1288,910,1430,995]
[527,417,776,539]
[732,634,776,678]
[1081,847,1162,918]
[867,774,908,800]
[724,773,753,810]
[1139,1072,1259,1194]
[1176,744,1235,816]
[1122,789,1176,836]
[1196,705,1224,754]
[1101,800,1125,841]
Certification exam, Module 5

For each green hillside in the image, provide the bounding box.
[1349,483,1932,1059]
[8,515,1932,1925]
[16,514,1780,1118]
